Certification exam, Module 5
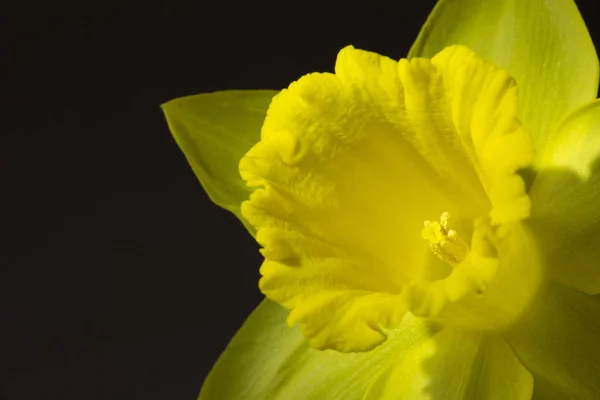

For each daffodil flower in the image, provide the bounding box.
[162,0,600,398]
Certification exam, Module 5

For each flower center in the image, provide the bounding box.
[422,212,469,265]
[408,214,542,334]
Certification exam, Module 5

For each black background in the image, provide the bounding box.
[2,1,599,399]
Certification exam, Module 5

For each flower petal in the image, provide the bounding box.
[363,328,533,400]
[199,300,438,400]
[240,45,533,351]
[162,90,277,236]
[409,0,599,155]
[504,281,600,399]
[529,99,600,294]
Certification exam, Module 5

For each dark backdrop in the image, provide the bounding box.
[2,1,598,399]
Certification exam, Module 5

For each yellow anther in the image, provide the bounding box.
[421,212,470,265]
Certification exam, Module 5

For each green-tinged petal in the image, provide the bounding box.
[162,90,277,235]
[199,300,438,400]
[364,329,533,400]
[409,0,599,155]
[529,99,600,294]
[505,281,600,399]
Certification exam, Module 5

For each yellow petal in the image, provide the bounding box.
[240,45,533,351]
[199,300,439,400]
[427,46,534,225]
[505,281,600,399]
[161,90,277,236]
[409,0,599,157]
[363,328,533,400]
[529,99,600,294]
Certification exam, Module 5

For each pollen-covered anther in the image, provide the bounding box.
[421,212,470,265]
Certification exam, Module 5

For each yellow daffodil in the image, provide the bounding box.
[162,0,600,398]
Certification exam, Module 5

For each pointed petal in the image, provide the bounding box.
[364,328,533,400]
[505,281,600,399]
[409,0,599,154]
[199,300,437,400]
[162,90,277,235]
[529,99,600,294]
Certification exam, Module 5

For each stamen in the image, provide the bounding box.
[422,212,470,264]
